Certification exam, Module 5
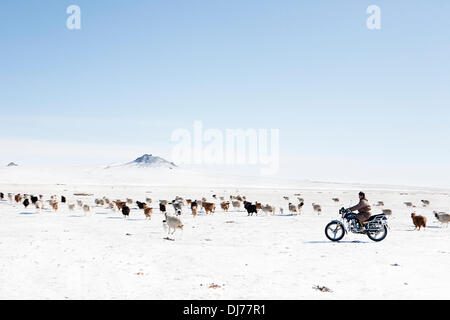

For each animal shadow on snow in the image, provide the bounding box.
[19,212,37,215]
[403,226,440,231]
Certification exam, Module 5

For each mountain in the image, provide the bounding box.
[106,154,177,169]
[6,162,18,167]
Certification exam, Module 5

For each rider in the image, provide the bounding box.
[347,192,371,230]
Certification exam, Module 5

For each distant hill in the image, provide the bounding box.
[106,154,177,169]
[6,162,18,167]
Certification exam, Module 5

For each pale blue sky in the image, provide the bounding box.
[0,1,449,187]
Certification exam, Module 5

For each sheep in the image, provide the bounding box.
[126,198,133,205]
[95,198,105,206]
[279,207,284,214]
[375,201,385,206]
[297,201,304,213]
[434,211,450,228]
[61,196,67,203]
[192,206,198,217]
[68,204,76,211]
[52,201,59,211]
[108,203,116,211]
[332,198,340,202]
[8,193,13,202]
[159,203,166,213]
[421,200,430,207]
[411,213,426,230]
[77,200,83,208]
[83,204,90,214]
[145,197,152,204]
[312,203,322,214]
[172,201,183,213]
[288,203,298,214]
[159,200,168,206]
[232,201,241,210]
[283,196,289,201]
[382,209,393,215]
[0,192,4,200]
[404,202,413,207]
[163,212,184,235]
[261,204,275,215]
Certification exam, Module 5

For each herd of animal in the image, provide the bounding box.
[0,191,449,234]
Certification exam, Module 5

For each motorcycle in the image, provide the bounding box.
[325,207,389,242]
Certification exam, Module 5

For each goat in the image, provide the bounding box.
[411,213,426,230]
[122,205,130,218]
[163,212,184,235]
[136,201,146,210]
[144,207,153,220]
[220,202,230,212]
[202,202,215,214]
[244,201,257,216]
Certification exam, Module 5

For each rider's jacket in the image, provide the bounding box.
[349,198,371,214]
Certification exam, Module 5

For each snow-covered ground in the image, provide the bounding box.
[0,165,449,299]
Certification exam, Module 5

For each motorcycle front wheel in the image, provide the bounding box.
[325,221,345,242]
[367,225,388,242]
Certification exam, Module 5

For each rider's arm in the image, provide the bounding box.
[348,200,363,212]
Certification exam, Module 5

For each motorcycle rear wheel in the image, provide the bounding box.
[367,225,388,242]
[325,221,345,242]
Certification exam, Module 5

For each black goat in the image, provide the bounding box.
[136,201,146,209]
[122,205,130,218]
[244,201,257,216]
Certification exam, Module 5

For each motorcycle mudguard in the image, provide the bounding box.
[329,220,347,234]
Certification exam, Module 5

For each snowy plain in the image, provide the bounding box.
[0,165,449,299]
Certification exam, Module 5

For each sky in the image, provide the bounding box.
[0,1,449,187]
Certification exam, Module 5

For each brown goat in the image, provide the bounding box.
[411,213,426,230]
[144,207,153,220]
[220,202,230,212]
[202,202,215,214]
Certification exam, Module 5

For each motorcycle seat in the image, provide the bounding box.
[367,214,385,221]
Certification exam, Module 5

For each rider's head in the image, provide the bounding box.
[359,192,366,200]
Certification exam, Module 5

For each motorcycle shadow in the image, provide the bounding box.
[305,240,370,244]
